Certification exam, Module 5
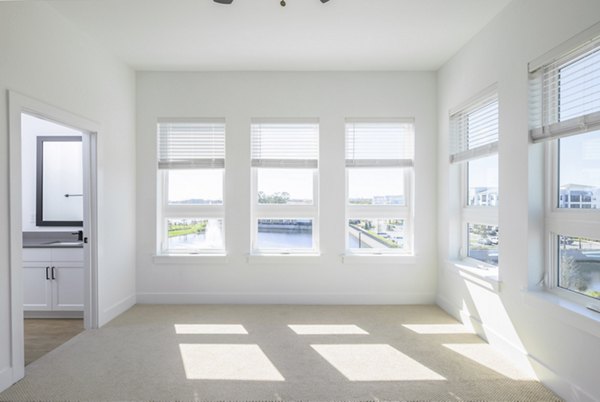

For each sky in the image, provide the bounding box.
[560,131,600,188]
[257,169,313,201]
[558,49,600,187]
[468,154,498,190]
[348,168,405,200]
[168,167,411,204]
[168,169,223,203]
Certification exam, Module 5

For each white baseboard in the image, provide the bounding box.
[0,366,13,393]
[136,292,436,305]
[24,311,83,319]
[99,293,136,327]
[438,293,532,364]
[437,293,598,402]
[528,354,598,402]
[437,294,485,335]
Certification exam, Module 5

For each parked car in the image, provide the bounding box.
[478,237,493,246]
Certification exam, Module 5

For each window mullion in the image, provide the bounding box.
[462,206,498,226]
[347,205,409,219]
[164,204,225,217]
[255,205,317,219]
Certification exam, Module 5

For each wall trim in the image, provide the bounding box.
[528,353,597,402]
[7,90,102,387]
[437,293,596,402]
[100,294,136,327]
[137,292,436,305]
[0,367,12,393]
[438,293,529,359]
[437,294,485,338]
[24,311,83,319]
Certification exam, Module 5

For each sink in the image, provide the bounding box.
[44,241,83,246]
[22,232,84,248]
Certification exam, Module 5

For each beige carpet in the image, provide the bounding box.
[24,318,84,366]
[1,305,561,402]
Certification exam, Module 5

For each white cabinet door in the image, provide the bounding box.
[23,263,52,311]
[51,264,84,311]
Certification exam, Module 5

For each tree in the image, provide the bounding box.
[258,191,290,204]
[560,253,590,292]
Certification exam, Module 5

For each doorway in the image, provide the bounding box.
[8,92,98,383]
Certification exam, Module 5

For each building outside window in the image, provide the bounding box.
[345,120,414,254]
[450,89,499,268]
[529,33,600,302]
[250,120,319,254]
[157,119,226,255]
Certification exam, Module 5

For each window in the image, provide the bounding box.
[530,32,600,303]
[557,236,600,300]
[345,120,414,254]
[157,119,225,254]
[450,90,499,268]
[251,120,319,254]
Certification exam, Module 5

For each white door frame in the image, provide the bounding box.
[7,91,99,383]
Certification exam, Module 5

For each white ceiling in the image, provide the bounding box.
[48,0,511,71]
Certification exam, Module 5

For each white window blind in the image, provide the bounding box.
[529,35,600,143]
[345,120,414,168]
[158,119,225,169]
[251,120,319,168]
[449,93,498,164]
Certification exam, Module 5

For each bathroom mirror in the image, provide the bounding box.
[36,136,83,226]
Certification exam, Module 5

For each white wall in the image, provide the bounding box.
[136,72,437,304]
[0,1,137,390]
[436,1,600,400]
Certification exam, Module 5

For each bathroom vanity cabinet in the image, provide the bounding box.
[22,248,84,312]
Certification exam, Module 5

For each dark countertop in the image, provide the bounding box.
[23,231,84,249]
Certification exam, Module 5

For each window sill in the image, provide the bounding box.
[246,253,321,264]
[447,260,501,292]
[521,289,600,339]
[153,254,228,265]
[342,254,416,264]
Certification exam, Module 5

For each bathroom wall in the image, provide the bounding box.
[21,114,83,232]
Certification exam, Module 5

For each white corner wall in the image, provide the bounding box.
[437,1,600,401]
[136,72,437,304]
[0,1,136,390]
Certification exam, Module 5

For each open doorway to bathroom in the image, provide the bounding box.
[8,92,98,382]
[21,114,86,366]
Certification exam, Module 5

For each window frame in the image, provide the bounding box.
[460,156,499,269]
[250,120,320,255]
[449,87,500,270]
[531,29,600,305]
[156,119,226,256]
[158,169,226,255]
[344,120,415,256]
[250,167,320,255]
[544,139,600,304]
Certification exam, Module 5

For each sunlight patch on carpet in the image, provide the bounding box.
[288,324,368,335]
[443,343,536,380]
[174,324,248,334]
[311,344,446,381]
[403,324,474,334]
[179,344,285,381]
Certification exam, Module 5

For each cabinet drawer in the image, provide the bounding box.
[52,248,84,262]
[22,249,52,262]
